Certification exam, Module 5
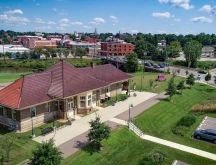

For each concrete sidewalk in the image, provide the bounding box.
[112,118,216,161]
[34,91,157,146]
[57,92,168,158]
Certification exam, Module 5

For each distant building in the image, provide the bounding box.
[19,36,40,48]
[100,41,135,56]
[27,39,57,49]
[202,46,214,57]
[158,40,166,49]
[46,35,62,40]
[65,41,95,49]
[0,45,30,54]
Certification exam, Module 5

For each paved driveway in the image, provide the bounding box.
[34,91,157,146]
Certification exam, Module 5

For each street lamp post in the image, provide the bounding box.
[116,83,119,102]
[30,109,36,138]
[128,103,133,130]
[129,79,133,96]
[140,76,144,92]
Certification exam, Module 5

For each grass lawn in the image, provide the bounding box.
[62,127,216,165]
[0,72,31,83]
[134,83,216,154]
[105,94,129,106]
[129,72,184,93]
[0,120,67,165]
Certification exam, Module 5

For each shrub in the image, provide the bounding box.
[191,104,216,113]
[139,150,166,165]
[172,125,189,136]
[176,114,196,127]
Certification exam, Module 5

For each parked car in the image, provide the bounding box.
[153,64,160,68]
[138,60,142,65]
[144,62,151,67]
[149,62,154,66]
[194,129,216,144]
[159,64,165,68]
[161,62,170,67]
[198,70,207,74]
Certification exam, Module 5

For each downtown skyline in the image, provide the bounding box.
[0,0,216,35]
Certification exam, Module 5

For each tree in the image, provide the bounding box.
[186,73,195,88]
[183,40,202,68]
[0,135,15,162]
[70,48,76,58]
[5,52,12,58]
[81,35,86,41]
[205,72,211,83]
[87,115,111,152]
[63,49,70,58]
[76,48,86,59]
[70,34,76,41]
[30,138,63,165]
[49,48,57,59]
[16,52,21,59]
[166,77,176,101]
[124,52,138,72]
[35,47,43,57]
[43,49,50,59]
[177,80,185,94]
[185,70,189,76]
[22,51,29,59]
[133,40,146,59]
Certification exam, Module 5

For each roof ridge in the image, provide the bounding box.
[17,76,25,108]
[62,60,65,98]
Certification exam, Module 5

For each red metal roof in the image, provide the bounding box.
[0,60,132,109]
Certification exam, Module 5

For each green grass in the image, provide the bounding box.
[135,83,216,153]
[62,127,216,165]
[105,94,129,106]
[129,72,184,93]
[0,72,31,83]
[0,120,67,165]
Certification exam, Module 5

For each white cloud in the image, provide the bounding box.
[158,0,194,10]
[83,25,92,28]
[112,24,116,26]
[53,8,57,11]
[131,30,138,33]
[110,15,118,23]
[71,21,83,25]
[47,21,56,25]
[174,18,181,22]
[35,18,45,24]
[59,18,70,23]
[35,26,52,30]
[60,24,70,27]
[190,16,213,23]
[89,21,97,24]
[0,14,30,25]
[36,4,40,6]
[4,9,23,15]
[170,24,174,26]
[199,5,216,15]
[93,17,105,23]
[56,27,65,31]
[152,12,171,18]
[156,29,167,34]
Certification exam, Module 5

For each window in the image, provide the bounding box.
[88,95,92,106]
[12,109,17,120]
[45,103,50,112]
[92,92,96,104]
[68,98,74,111]
[80,96,86,108]
[3,107,7,117]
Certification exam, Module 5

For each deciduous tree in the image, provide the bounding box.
[186,73,195,88]
[177,80,185,94]
[125,52,138,72]
[166,77,176,101]
[205,72,211,83]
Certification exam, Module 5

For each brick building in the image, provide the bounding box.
[0,60,132,132]
[100,42,135,56]
[46,35,62,40]
[19,36,40,48]
[27,39,57,49]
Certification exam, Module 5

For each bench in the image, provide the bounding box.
[41,127,54,136]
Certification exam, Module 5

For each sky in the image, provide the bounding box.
[0,0,216,35]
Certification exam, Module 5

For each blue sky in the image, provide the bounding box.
[0,0,216,34]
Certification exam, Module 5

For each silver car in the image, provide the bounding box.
[194,129,216,143]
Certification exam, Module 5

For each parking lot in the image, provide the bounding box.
[193,116,216,144]
[197,116,216,131]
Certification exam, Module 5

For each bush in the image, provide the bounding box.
[172,114,196,136]
[191,104,216,113]
[139,150,167,165]
[176,114,196,127]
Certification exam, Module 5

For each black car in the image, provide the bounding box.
[198,70,207,74]
[194,129,216,144]
[153,64,160,68]
[159,64,165,68]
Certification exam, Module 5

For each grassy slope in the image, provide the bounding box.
[0,72,31,83]
[130,72,184,93]
[62,127,216,165]
[135,83,216,153]
[0,121,66,165]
